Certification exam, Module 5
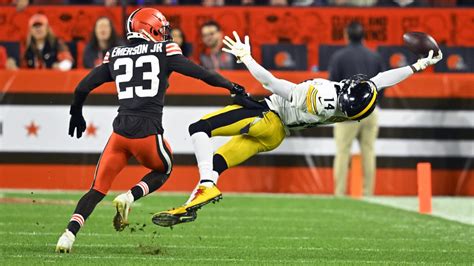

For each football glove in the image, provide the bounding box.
[68,105,86,139]
[222,31,252,64]
[232,93,265,110]
[230,83,247,96]
[412,49,443,72]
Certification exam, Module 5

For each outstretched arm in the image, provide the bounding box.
[222,31,296,101]
[371,50,443,90]
[168,53,245,95]
[370,66,414,90]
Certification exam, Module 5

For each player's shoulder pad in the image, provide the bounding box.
[165,41,182,56]
[298,78,328,89]
[102,50,111,64]
[310,78,329,85]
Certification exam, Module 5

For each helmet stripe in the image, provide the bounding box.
[349,85,378,120]
[127,8,142,33]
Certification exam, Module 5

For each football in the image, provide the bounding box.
[403,32,440,58]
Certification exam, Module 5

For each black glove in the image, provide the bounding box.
[68,105,86,139]
[230,83,247,96]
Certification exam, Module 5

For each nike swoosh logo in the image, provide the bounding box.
[318,96,323,104]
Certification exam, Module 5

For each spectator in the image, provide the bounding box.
[377,0,424,6]
[83,17,123,69]
[199,21,235,70]
[202,0,225,6]
[0,0,29,11]
[67,0,117,4]
[0,45,18,70]
[24,14,73,71]
[270,0,288,5]
[329,0,376,5]
[328,21,385,196]
[171,28,191,58]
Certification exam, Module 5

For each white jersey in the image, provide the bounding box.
[265,78,348,130]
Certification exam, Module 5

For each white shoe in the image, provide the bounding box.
[55,229,75,253]
[112,191,134,231]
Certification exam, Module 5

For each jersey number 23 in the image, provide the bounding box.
[114,55,160,100]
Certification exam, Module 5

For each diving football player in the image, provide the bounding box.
[152,31,442,227]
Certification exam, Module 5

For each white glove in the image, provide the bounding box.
[412,49,443,72]
[222,31,252,64]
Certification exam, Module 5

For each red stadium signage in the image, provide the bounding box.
[0,7,472,68]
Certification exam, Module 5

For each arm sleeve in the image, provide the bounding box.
[370,66,415,91]
[168,54,233,90]
[72,63,113,107]
[242,57,296,101]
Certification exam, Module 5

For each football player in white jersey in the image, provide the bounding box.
[152,31,442,227]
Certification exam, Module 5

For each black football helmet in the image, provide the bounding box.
[337,74,378,121]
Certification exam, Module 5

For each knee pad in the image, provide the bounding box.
[188,120,212,137]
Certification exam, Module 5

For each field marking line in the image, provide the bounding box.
[0,213,465,230]
[363,197,474,226]
[0,231,470,244]
[0,242,469,254]
[0,197,78,205]
[0,221,468,240]
[1,254,458,265]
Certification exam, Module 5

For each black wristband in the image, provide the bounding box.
[69,104,83,116]
[409,65,418,73]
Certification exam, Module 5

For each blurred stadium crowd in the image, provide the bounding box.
[2,0,474,7]
[1,2,472,72]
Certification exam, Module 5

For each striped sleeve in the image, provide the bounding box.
[102,51,110,64]
[166,42,182,56]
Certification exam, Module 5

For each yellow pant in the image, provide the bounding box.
[201,105,286,168]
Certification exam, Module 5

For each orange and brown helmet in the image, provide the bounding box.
[126,8,171,42]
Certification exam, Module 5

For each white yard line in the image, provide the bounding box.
[0,211,443,226]
[0,231,470,244]
[2,254,446,265]
[364,197,474,225]
[0,242,467,254]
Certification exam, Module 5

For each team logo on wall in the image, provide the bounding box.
[447,54,468,71]
[274,51,296,68]
[389,53,408,68]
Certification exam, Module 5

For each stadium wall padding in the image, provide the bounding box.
[0,7,473,68]
[0,70,473,195]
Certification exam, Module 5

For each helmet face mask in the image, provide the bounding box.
[337,75,378,121]
[126,8,172,43]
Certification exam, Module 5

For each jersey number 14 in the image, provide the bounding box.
[114,55,160,99]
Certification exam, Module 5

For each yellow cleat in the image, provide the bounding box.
[184,185,223,212]
[151,185,222,227]
[152,206,197,227]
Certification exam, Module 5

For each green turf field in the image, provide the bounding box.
[0,191,472,265]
